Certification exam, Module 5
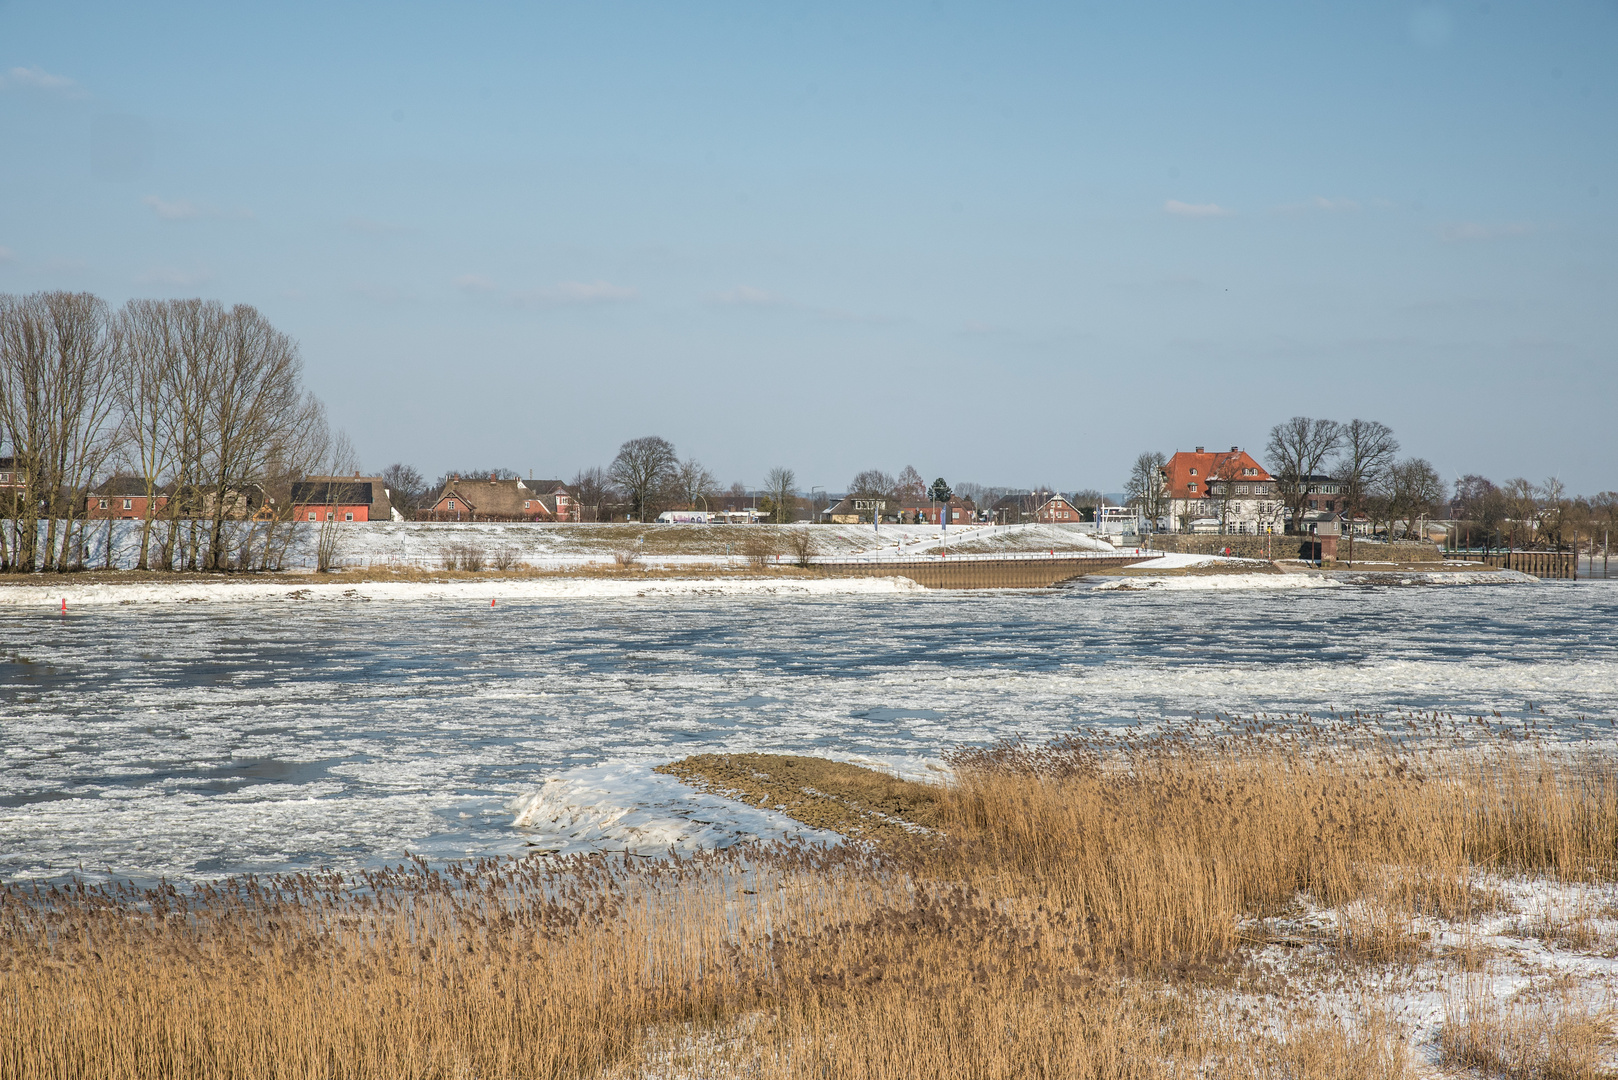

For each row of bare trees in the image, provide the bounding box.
[0,291,335,573]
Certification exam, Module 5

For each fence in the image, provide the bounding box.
[1442,549,1579,579]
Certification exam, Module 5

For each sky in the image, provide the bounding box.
[1,1,1614,495]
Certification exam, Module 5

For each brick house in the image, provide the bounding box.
[1160,446,1283,534]
[425,475,575,522]
[1033,495,1086,524]
[291,475,396,523]
[0,456,23,493]
[902,498,978,525]
[87,476,172,519]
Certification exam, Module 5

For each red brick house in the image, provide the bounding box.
[1160,446,1282,534]
[425,475,575,522]
[1034,495,1086,524]
[291,475,396,523]
[87,476,173,519]
[902,498,977,525]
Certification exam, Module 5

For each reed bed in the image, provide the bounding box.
[4,718,1616,1078]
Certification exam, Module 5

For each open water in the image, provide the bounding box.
[2,581,1615,882]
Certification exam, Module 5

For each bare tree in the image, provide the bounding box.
[1265,417,1342,533]
[1378,457,1443,539]
[672,457,717,510]
[569,466,615,522]
[764,466,797,523]
[114,300,182,568]
[196,304,318,570]
[894,465,925,502]
[608,435,677,522]
[1335,419,1398,563]
[848,469,896,498]
[1125,451,1168,532]
[380,462,426,520]
[0,292,120,572]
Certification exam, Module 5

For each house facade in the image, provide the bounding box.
[1160,446,1283,534]
[291,476,396,523]
[903,498,977,525]
[87,476,171,520]
[424,475,575,522]
[1033,496,1086,524]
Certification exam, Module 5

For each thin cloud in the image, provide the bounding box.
[712,285,785,307]
[2,66,87,98]
[1164,199,1233,218]
[142,195,253,221]
[513,280,638,307]
[1274,195,1363,216]
[454,274,499,294]
[1436,222,1532,243]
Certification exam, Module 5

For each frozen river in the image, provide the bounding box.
[3,580,1615,882]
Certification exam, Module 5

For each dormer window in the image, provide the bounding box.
[1189,468,1198,476]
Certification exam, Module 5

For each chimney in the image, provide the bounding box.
[1230,446,1239,453]
[1195,446,1204,453]
[354,471,360,479]
[489,472,496,483]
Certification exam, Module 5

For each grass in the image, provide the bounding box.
[5,719,1617,1078]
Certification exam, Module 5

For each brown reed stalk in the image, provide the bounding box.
[3,724,1615,1078]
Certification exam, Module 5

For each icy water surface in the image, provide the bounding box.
[3,582,1615,881]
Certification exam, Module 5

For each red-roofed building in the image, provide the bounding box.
[1160,446,1283,534]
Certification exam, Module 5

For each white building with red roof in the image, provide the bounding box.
[1159,446,1283,534]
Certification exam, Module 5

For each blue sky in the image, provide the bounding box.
[1,1,1614,493]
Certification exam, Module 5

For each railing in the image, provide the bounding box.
[1441,550,1578,579]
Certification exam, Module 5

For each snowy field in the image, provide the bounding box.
[44,519,1118,573]
[3,579,1615,883]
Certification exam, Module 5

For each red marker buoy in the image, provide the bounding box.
[491,598,496,607]
[61,598,67,614]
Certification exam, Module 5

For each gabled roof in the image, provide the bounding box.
[91,476,175,498]
[1161,448,1272,497]
[291,481,375,505]
[433,476,563,517]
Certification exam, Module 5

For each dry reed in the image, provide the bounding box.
[4,718,1616,1078]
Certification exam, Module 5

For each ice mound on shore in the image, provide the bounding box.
[507,764,841,857]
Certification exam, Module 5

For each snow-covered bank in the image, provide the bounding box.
[1091,572,1340,592]
[0,575,926,607]
[506,764,844,856]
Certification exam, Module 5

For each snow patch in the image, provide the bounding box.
[1091,573,1339,592]
[507,764,843,856]
[0,575,926,607]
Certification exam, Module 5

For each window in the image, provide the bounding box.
[123,499,133,510]
[524,500,531,509]
[308,511,317,521]
[1189,468,1198,476]
[1188,482,1198,492]
[448,500,457,511]
[98,498,108,509]
[326,512,334,521]
[344,512,354,521]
